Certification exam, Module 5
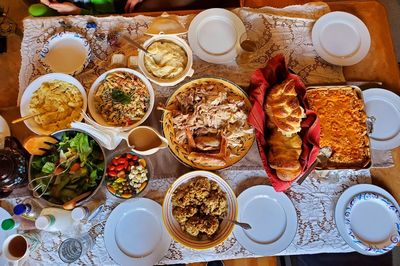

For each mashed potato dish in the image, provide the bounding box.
[29,80,83,132]
[144,40,187,79]
[171,176,227,239]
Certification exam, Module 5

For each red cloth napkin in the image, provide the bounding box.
[247,54,320,192]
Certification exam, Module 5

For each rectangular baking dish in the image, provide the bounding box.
[305,85,372,170]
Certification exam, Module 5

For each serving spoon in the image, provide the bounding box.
[296,146,333,185]
[122,35,163,64]
[223,216,252,230]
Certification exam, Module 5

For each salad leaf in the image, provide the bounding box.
[42,162,55,174]
[58,134,70,151]
[97,162,105,172]
[70,133,92,165]
[32,157,45,171]
[90,169,97,179]
[111,89,131,104]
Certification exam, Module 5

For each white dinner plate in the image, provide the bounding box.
[233,185,297,255]
[188,8,246,64]
[312,11,371,66]
[363,88,400,150]
[0,207,17,264]
[343,192,400,253]
[104,198,171,266]
[335,184,400,255]
[20,73,87,135]
[40,31,91,75]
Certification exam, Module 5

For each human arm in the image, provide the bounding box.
[47,2,82,15]
[124,0,143,13]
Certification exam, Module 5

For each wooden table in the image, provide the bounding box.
[128,0,400,202]
[2,1,400,203]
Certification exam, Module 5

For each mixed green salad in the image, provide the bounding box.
[30,132,105,204]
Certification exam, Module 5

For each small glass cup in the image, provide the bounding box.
[58,234,93,263]
[236,30,262,66]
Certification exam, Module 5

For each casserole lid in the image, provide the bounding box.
[145,13,187,36]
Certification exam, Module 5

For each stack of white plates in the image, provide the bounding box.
[233,185,297,255]
[335,184,400,255]
[188,8,245,64]
[104,198,171,266]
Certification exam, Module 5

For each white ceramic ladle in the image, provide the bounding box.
[71,122,168,155]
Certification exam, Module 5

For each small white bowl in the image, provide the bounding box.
[20,73,87,135]
[138,35,194,87]
[88,68,155,131]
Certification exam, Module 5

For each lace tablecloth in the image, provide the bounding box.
[8,2,392,265]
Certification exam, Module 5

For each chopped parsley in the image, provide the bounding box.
[111,89,131,104]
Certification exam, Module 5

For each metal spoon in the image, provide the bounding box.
[296,146,333,185]
[223,217,252,230]
[122,35,163,64]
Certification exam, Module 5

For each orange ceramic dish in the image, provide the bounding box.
[162,171,237,250]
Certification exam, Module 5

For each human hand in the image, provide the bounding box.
[40,0,54,6]
[49,2,81,15]
[125,0,142,13]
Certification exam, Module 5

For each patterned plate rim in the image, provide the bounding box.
[39,31,92,75]
[344,192,400,253]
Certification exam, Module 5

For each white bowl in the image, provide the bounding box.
[138,35,194,87]
[88,68,155,131]
[20,73,87,135]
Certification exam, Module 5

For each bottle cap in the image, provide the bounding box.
[1,218,19,230]
[13,204,28,215]
[71,207,87,221]
[35,215,55,230]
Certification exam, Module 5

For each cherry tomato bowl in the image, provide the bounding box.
[105,151,151,199]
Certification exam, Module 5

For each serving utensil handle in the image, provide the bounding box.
[122,35,149,54]
[224,218,252,230]
[12,113,44,124]
[296,160,318,185]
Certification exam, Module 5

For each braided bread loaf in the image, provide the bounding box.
[265,79,305,136]
[265,79,305,181]
[267,128,302,181]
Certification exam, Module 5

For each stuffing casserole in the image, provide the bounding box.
[171,176,227,239]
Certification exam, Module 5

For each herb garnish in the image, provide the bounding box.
[111,89,131,104]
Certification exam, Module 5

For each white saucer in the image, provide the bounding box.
[312,11,371,66]
[0,207,16,264]
[233,185,297,255]
[188,8,245,64]
[363,88,400,150]
[104,198,171,266]
[335,184,400,255]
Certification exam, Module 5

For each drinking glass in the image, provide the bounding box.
[236,30,262,66]
[58,234,93,263]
